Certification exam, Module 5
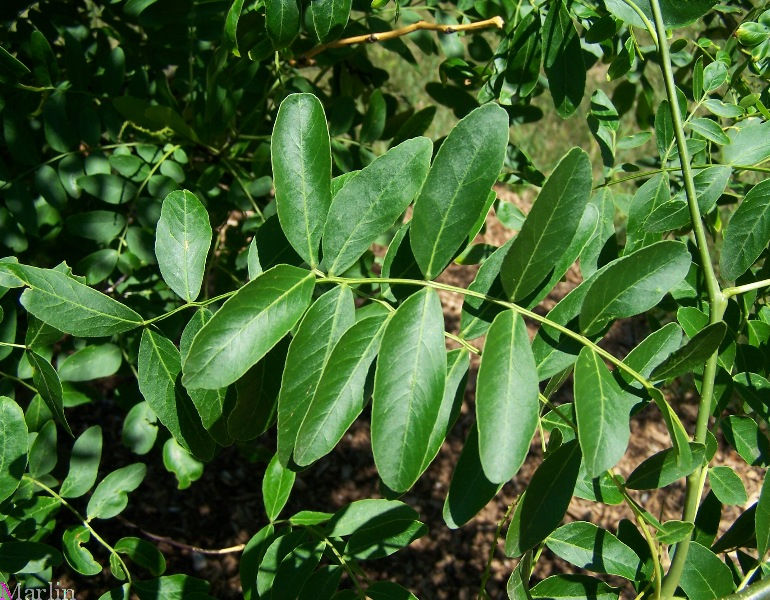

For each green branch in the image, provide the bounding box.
[648,1,726,596]
[319,275,656,392]
[23,475,133,585]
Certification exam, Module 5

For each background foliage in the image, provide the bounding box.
[3,0,770,598]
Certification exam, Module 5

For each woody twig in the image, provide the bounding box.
[294,16,504,64]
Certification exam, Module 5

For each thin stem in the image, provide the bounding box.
[319,275,656,392]
[298,16,504,61]
[119,518,245,554]
[609,472,662,599]
[309,527,368,598]
[477,498,518,600]
[649,1,726,595]
[721,576,770,600]
[134,144,180,201]
[222,158,265,220]
[620,0,659,48]
[723,278,770,298]
[0,341,26,349]
[0,371,37,393]
[539,394,577,431]
[445,331,480,355]
[141,291,237,326]
[24,475,132,584]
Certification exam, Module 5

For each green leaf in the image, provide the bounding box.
[247,237,261,280]
[501,148,593,302]
[722,415,770,466]
[224,0,246,56]
[360,89,386,143]
[366,581,418,600]
[703,61,728,92]
[650,322,727,380]
[265,0,300,48]
[459,238,513,340]
[162,438,204,490]
[410,103,509,279]
[277,285,355,464]
[723,120,770,166]
[122,401,159,456]
[476,310,538,483]
[62,525,102,576]
[574,347,634,477]
[656,520,694,544]
[579,241,691,335]
[0,540,63,575]
[644,166,732,232]
[687,118,730,145]
[272,93,332,266]
[443,424,503,529]
[0,396,28,503]
[621,322,684,389]
[505,440,582,557]
[604,0,716,29]
[721,180,770,280]
[293,314,388,466]
[625,174,670,254]
[757,473,770,558]
[58,344,122,382]
[625,443,705,490]
[322,138,431,275]
[289,511,333,526]
[545,521,641,579]
[345,516,426,559]
[679,542,735,599]
[138,329,215,461]
[182,265,315,390]
[506,552,533,600]
[707,466,747,505]
[28,420,57,477]
[87,463,146,520]
[372,288,447,492]
[542,0,585,117]
[263,452,296,521]
[66,211,126,243]
[420,348,469,473]
[179,309,231,444]
[326,499,418,538]
[229,338,288,442]
[655,101,674,160]
[310,0,351,42]
[60,425,102,498]
[133,575,213,600]
[272,540,325,599]
[155,190,212,302]
[77,174,137,205]
[0,263,142,337]
[530,574,619,599]
[241,524,277,600]
[28,350,72,436]
[115,537,166,577]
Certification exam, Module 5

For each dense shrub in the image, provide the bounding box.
[2,0,770,598]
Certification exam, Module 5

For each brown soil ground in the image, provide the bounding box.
[59,188,763,600]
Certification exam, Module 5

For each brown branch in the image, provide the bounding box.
[295,16,504,64]
[118,517,246,555]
